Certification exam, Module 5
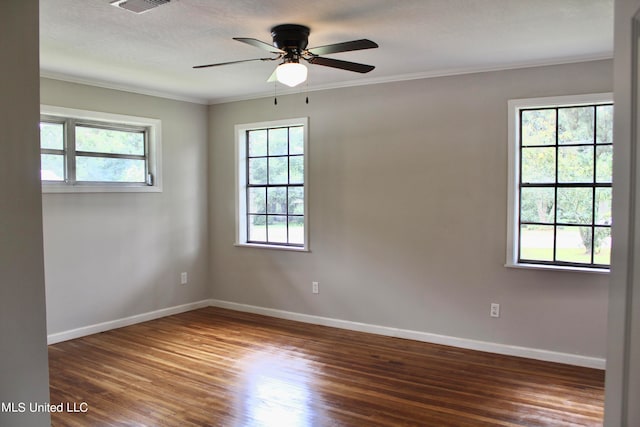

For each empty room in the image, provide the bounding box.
[2,0,639,426]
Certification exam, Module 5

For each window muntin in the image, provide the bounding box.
[40,105,161,193]
[236,118,308,251]
[510,96,613,271]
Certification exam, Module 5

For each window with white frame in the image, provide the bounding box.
[235,118,308,250]
[40,105,162,192]
[507,94,613,271]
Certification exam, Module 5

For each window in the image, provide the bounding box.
[235,118,308,250]
[40,105,162,192]
[507,94,613,271]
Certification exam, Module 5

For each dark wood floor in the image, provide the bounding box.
[48,307,604,426]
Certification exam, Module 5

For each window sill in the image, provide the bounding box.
[42,182,162,193]
[505,261,609,274]
[234,243,309,252]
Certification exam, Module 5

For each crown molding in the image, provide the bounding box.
[40,70,209,105]
[41,54,612,106]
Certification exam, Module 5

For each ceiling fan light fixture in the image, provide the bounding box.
[276,62,308,87]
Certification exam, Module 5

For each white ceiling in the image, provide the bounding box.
[39,0,614,105]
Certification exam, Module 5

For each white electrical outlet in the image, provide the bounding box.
[312,281,319,294]
[490,303,500,318]
[180,272,188,285]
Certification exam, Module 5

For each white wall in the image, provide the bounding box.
[605,0,640,424]
[0,1,51,426]
[209,60,612,361]
[40,78,209,335]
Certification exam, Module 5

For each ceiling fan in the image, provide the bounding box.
[193,24,378,87]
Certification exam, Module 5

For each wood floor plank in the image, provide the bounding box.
[48,307,604,426]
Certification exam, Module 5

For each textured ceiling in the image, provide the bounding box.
[39,0,614,104]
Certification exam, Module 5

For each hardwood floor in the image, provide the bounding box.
[48,307,604,426]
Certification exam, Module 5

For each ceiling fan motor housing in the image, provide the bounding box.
[271,24,310,56]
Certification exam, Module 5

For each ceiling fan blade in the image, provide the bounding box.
[307,39,378,56]
[267,67,278,83]
[233,37,285,54]
[193,57,278,69]
[307,56,375,73]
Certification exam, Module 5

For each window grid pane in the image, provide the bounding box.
[40,122,64,150]
[246,125,304,247]
[41,153,65,181]
[518,104,612,268]
[76,157,146,183]
[75,125,145,156]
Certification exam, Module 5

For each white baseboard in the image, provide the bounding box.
[46,298,606,370]
[208,299,606,370]
[47,300,210,345]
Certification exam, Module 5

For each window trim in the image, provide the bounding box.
[506,93,612,273]
[234,117,309,251]
[40,105,162,193]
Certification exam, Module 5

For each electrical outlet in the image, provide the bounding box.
[180,272,188,285]
[490,303,500,318]
[312,281,319,294]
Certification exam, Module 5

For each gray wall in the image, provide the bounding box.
[209,60,612,359]
[40,78,209,335]
[0,1,51,426]
[605,0,640,424]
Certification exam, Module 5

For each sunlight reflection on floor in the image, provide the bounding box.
[235,347,320,427]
